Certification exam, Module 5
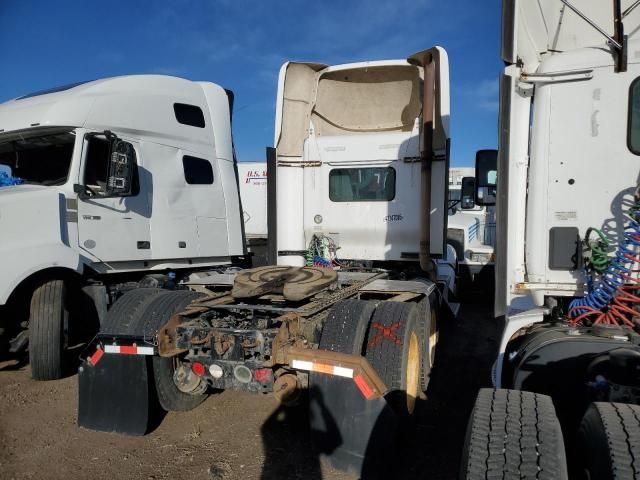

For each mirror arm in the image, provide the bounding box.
[73,183,97,200]
[84,130,118,141]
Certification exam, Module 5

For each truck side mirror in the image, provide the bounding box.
[106,139,135,196]
[475,149,497,206]
[460,177,476,210]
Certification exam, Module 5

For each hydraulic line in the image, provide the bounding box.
[306,234,341,269]
[584,228,611,274]
[569,189,640,327]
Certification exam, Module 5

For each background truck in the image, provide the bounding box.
[77,46,456,478]
[0,76,246,380]
[447,165,496,291]
[460,1,640,478]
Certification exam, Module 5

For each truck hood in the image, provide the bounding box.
[0,187,66,228]
[0,183,52,198]
[448,211,479,230]
[0,186,82,305]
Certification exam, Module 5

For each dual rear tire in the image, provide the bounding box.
[310,297,437,477]
[101,288,208,412]
[317,297,435,416]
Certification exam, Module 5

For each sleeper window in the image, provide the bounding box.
[183,156,214,185]
[174,103,205,128]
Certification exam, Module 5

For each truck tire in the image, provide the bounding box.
[78,288,166,435]
[142,291,207,412]
[29,279,68,380]
[100,288,164,335]
[318,298,376,354]
[577,402,640,479]
[417,296,438,392]
[364,301,422,416]
[310,299,388,476]
[460,388,568,480]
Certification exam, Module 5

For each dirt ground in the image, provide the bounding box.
[0,302,500,480]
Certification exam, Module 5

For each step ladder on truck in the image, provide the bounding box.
[459,1,640,478]
[77,47,458,477]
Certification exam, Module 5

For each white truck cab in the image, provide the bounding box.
[0,75,244,379]
[460,3,640,477]
[271,50,457,289]
[494,1,640,338]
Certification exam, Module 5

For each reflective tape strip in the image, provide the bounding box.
[87,347,104,366]
[333,366,354,378]
[103,345,155,355]
[354,373,375,399]
[291,359,354,378]
[291,360,313,371]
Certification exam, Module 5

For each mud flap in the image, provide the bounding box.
[78,355,154,435]
[309,375,398,479]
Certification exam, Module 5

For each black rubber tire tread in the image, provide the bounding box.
[141,291,207,412]
[577,402,640,480]
[29,279,67,380]
[100,288,164,335]
[311,298,390,476]
[319,299,377,354]
[364,301,420,416]
[460,388,568,480]
[416,295,437,392]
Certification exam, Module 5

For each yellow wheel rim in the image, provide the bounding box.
[406,331,420,414]
[429,311,438,367]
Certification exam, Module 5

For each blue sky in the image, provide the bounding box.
[0,0,503,166]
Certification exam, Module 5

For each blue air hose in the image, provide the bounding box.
[569,193,640,319]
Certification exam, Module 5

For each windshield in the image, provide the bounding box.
[0,130,75,186]
[448,189,461,202]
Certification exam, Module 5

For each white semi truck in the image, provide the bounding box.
[0,76,246,380]
[460,1,640,478]
[447,166,496,287]
[76,46,456,477]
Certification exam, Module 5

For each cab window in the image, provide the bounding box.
[329,167,396,202]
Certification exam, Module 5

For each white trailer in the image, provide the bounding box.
[0,76,245,379]
[460,1,640,478]
[236,161,267,238]
[236,161,269,266]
